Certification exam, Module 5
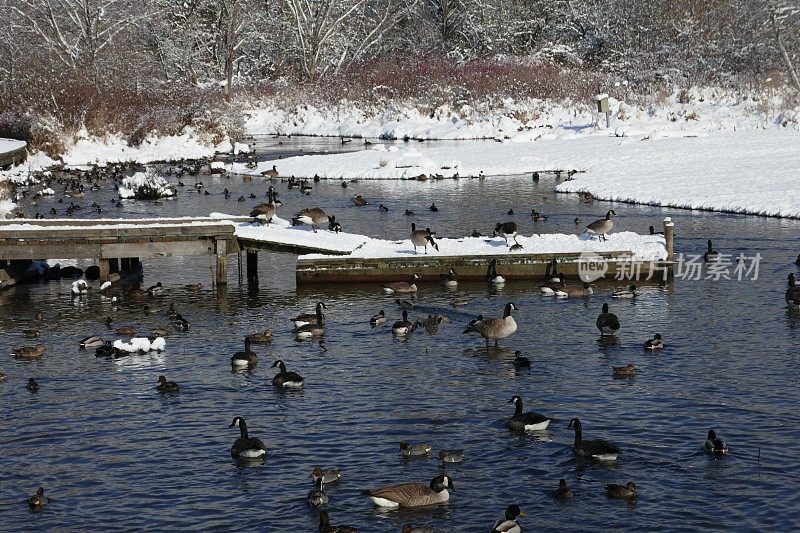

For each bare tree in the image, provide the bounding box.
[771,5,800,92]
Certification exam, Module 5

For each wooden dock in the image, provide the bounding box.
[0,139,27,169]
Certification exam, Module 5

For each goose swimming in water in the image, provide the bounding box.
[292,301,326,328]
[703,240,719,262]
[319,511,357,533]
[364,474,454,508]
[486,259,505,284]
[596,303,620,336]
[463,303,517,346]
[704,429,728,455]
[513,351,531,368]
[228,416,267,459]
[392,310,416,336]
[491,504,525,533]
[384,274,421,294]
[353,194,369,206]
[785,274,800,309]
[506,395,551,431]
[568,418,620,461]
[231,337,258,367]
[307,477,329,507]
[271,360,304,388]
[439,269,458,287]
[586,210,616,241]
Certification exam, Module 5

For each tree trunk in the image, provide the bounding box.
[773,12,800,93]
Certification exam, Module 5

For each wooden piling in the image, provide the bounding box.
[215,239,228,285]
[99,258,110,280]
[246,251,258,285]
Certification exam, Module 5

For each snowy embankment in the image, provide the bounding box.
[234,130,800,219]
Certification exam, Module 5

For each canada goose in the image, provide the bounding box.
[540,280,568,297]
[606,481,637,500]
[171,314,189,332]
[568,418,620,461]
[146,282,164,296]
[463,303,517,346]
[28,487,48,510]
[399,441,431,457]
[271,360,304,388]
[554,479,573,500]
[395,299,414,310]
[319,511,358,532]
[312,467,342,484]
[295,321,325,338]
[786,274,800,309]
[116,326,137,336]
[392,310,415,335]
[566,282,594,297]
[231,338,258,367]
[307,477,329,507]
[438,449,464,463]
[370,310,387,328]
[644,333,664,349]
[596,303,620,336]
[364,474,454,508]
[703,240,719,262]
[261,164,279,178]
[440,269,458,287]
[532,171,539,181]
[586,210,617,241]
[79,335,104,349]
[95,341,114,357]
[705,429,729,455]
[246,330,273,343]
[293,301,326,328]
[430,203,438,212]
[384,274,421,294]
[796,254,800,267]
[506,396,551,431]
[156,375,180,393]
[611,364,636,378]
[509,243,523,252]
[27,377,39,392]
[507,208,515,216]
[403,209,414,216]
[492,504,526,533]
[612,285,638,298]
[486,259,505,284]
[379,204,389,212]
[294,207,331,233]
[410,224,438,254]
[229,416,267,459]
[494,221,519,246]
[472,229,482,237]
[12,344,46,359]
[649,225,664,236]
[353,194,369,206]
[250,187,281,224]
[513,351,531,368]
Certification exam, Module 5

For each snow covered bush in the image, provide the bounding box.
[118,171,176,200]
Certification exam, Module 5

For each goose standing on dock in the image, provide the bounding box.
[705,429,729,455]
[494,222,519,246]
[364,474,454,508]
[294,207,334,233]
[596,303,620,336]
[410,224,438,254]
[228,416,267,459]
[250,187,281,224]
[568,418,620,461]
[384,273,421,294]
[703,240,719,262]
[440,269,458,287]
[785,274,800,309]
[231,337,258,367]
[261,165,279,178]
[463,302,517,346]
[506,396,551,431]
[491,504,525,533]
[271,360,304,388]
[586,210,617,241]
[486,259,505,285]
[292,301,326,328]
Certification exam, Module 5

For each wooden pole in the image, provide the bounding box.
[215,239,228,285]
[663,217,675,278]
[99,259,110,281]
[246,250,258,285]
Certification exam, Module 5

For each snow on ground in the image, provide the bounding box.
[234,130,800,219]
[232,215,370,253]
[303,231,667,262]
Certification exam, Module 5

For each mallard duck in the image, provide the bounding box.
[231,337,258,367]
[353,194,369,206]
[606,481,636,500]
[596,304,620,336]
[612,285,638,298]
[438,449,464,463]
[28,487,48,510]
[513,351,531,368]
[398,441,431,457]
[392,310,416,336]
[554,479,573,500]
[246,330,273,343]
[22,329,39,338]
[319,511,358,533]
[703,240,719,262]
[491,504,525,533]
[384,274,421,294]
[364,474,454,508]
[0,372,6,382]
[26,377,39,392]
[644,333,664,349]
[463,303,517,347]
[705,429,728,455]
[586,210,617,241]
[611,364,636,378]
[271,360,304,388]
[439,269,458,287]
[370,310,387,328]
[115,326,137,336]
[568,418,620,461]
[156,375,180,393]
[292,301,326,328]
[506,396,551,431]
[229,416,267,459]
[146,282,164,296]
[307,477,329,507]
[79,335,104,349]
[185,283,203,291]
[12,344,46,359]
[172,314,189,332]
[311,467,342,484]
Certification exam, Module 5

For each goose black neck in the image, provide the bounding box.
[504,304,513,318]
[572,421,582,446]
[514,399,523,416]
[238,419,249,439]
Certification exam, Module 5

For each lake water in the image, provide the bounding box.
[2,137,799,531]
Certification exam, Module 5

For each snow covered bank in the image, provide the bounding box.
[232,215,370,253]
[245,87,800,141]
[118,172,176,200]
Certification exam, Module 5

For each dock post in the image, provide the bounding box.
[109,258,120,274]
[215,239,228,285]
[99,259,110,281]
[121,258,131,271]
[663,217,675,277]
[246,251,258,285]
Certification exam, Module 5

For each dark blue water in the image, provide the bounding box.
[2,137,799,531]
